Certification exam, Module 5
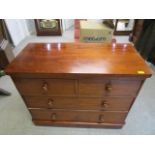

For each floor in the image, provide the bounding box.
[0,28,155,135]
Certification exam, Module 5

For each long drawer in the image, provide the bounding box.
[30,109,127,124]
[14,79,141,97]
[24,96,133,111]
[79,79,141,96]
[14,78,77,96]
[14,78,142,97]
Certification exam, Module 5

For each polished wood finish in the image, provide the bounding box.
[33,120,124,128]
[13,78,77,96]
[5,43,152,128]
[30,109,127,124]
[24,96,133,111]
[79,78,141,97]
[6,43,152,77]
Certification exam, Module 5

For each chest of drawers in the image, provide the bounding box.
[5,43,152,128]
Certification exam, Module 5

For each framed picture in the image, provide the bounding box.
[114,19,135,35]
[35,19,62,36]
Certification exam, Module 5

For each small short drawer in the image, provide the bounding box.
[79,78,142,97]
[14,78,77,96]
[24,96,133,111]
[30,109,127,124]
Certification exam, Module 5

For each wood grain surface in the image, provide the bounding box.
[5,43,152,77]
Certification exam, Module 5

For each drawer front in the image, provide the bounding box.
[30,109,127,123]
[79,79,141,97]
[25,96,133,111]
[14,78,77,96]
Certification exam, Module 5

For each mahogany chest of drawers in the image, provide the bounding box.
[5,43,152,128]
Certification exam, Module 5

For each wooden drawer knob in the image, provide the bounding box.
[101,101,109,110]
[48,99,54,108]
[51,113,56,121]
[105,83,112,92]
[42,82,48,92]
[98,114,104,123]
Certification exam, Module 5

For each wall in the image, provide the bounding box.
[62,19,74,31]
[5,19,29,46]
[25,19,36,35]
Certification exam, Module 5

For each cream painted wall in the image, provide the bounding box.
[62,19,74,31]
[25,19,36,35]
[5,19,29,46]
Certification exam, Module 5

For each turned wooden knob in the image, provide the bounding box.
[105,83,112,92]
[48,99,54,108]
[42,82,48,92]
[98,114,104,122]
[101,101,109,110]
[51,113,56,121]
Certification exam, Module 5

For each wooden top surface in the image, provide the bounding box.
[5,43,152,77]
